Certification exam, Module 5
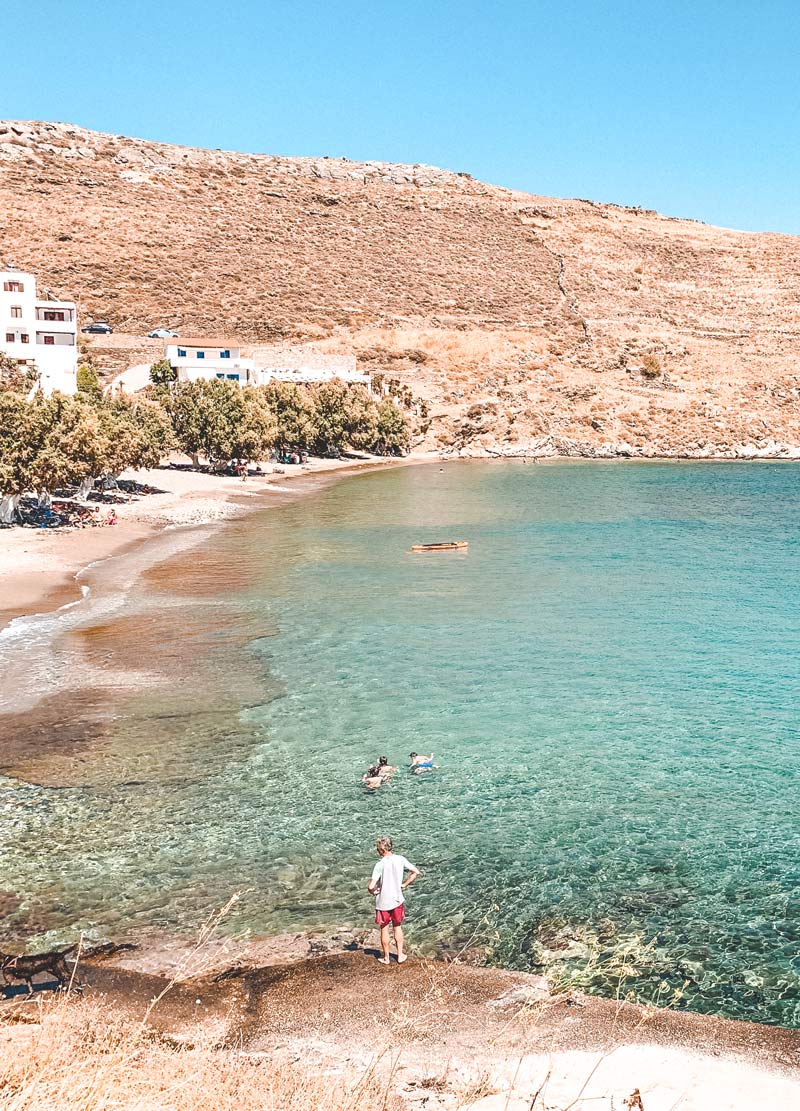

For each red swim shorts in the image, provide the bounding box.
[375,904,405,927]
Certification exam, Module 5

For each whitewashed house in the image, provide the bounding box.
[165,339,256,384]
[164,340,371,391]
[0,268,77,394]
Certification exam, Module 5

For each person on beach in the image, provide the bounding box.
[377,756,396,778]
[367,836,419,965]
[362,766,383,789]
[409,751,434,772]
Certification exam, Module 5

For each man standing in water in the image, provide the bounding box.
[367,836,420,965]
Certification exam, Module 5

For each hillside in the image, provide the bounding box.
[3,120,800,456]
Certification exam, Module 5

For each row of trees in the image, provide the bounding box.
[0,361,173,517]
[157,377,411,467]
[0,355,412,512]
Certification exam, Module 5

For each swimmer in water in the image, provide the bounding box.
[409,751,435,772]
[363,765,383,789]
[377,756,396,778]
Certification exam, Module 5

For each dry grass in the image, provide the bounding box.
[0,901,400,1111]
[0,996,398,1111]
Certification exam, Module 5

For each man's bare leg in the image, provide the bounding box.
[379,923,391,963]
[395,924,407,963]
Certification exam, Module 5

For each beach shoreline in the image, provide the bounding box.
[0,452,434,634]
[5,449,795,636]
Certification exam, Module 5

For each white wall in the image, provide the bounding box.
[1,270,77,394]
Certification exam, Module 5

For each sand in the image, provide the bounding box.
[0,454,433,631]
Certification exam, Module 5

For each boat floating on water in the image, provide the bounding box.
[410,541,469,553]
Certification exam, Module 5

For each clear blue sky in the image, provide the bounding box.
[5,1,800,233]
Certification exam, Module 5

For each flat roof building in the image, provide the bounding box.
[164,340,370,390]
[165,339,255,385]
[0,268,77,394]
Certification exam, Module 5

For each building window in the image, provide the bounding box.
[20,333,29,343]
[177,348,186,357]
[196,351,205,359]
[226,374,239,381]
[5,333,13,343]
[3,281,24,293]
[216,373,225,380]
[44,335,55,345]
[10,306,22,318]
[43,310,65,322]
[220,350,231,359]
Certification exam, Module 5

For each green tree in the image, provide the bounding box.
[310,380,375,456]
[0,391,51,496]
[231,388,278,463]
[167,379,275,468]
[260,381,315,454]
[0,393,109,498]
[31,394,111,493]
[0,352,38,394]
[373,399,411,455]
[101,395,175,474]
[149,359,177,387]
[76,362,102,398]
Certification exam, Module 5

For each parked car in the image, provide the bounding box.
[147,328,179,339]
[81,321,113,334]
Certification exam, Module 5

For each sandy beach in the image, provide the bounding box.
[0,453,433,632]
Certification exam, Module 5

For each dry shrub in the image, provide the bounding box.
[0,996,396,1111]
[326,326,543,367]
[641,355,662,379]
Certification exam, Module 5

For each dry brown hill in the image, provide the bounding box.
[3,119,800,457]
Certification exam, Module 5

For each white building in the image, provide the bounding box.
[165,339,256,385]
[165,340,371,390]
[0,268,77,394]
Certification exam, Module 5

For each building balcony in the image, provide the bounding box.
[35,305,75,324]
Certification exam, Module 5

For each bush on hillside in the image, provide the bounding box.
[149,358,177,387]
[641,354,662,379]
[77,362,103,397]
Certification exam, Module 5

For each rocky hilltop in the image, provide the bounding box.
[3,120,800,457]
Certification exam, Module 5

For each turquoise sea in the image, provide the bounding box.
[1,461,799,1026]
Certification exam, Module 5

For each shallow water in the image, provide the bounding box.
[2,461,800,1025]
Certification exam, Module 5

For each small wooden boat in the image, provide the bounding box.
[410,541,469,553]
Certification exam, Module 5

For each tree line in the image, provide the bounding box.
[0,355,411,508]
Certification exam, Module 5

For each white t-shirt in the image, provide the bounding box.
[371,853,417,911]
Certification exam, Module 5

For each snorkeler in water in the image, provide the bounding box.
[409,752,435,772]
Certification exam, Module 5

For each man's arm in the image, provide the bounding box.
[368,862,382,894]
[402,866,420,890]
